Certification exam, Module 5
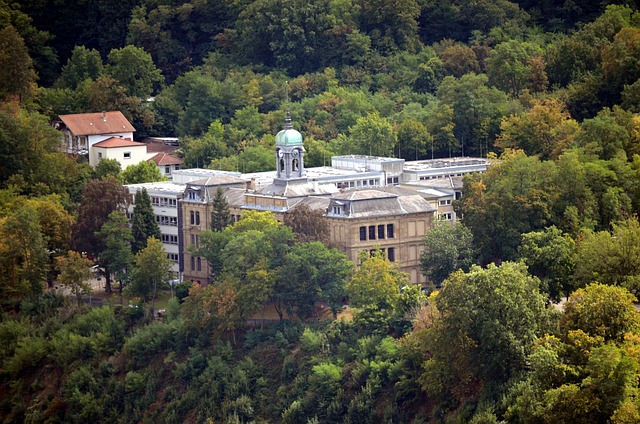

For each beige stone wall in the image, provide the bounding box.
[182,201,212,284]
[328,211,434,285]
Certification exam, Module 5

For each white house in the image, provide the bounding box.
[57,111,135,155]
[148,152,183,179]
[91,138,148,168]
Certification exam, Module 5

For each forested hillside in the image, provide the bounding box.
[4,0,640,422]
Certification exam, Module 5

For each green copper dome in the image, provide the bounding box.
[276,128,303,146]
[275,109,303,146]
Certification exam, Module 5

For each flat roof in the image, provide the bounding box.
[126,182,186,195]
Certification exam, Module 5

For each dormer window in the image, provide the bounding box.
[332,205,342,215]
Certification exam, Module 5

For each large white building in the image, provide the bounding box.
[125,182,186,276]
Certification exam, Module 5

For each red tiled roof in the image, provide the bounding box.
[93,137,146,148]
[148,152,183,165]
[59,111,136,136]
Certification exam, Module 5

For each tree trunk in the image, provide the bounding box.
[104,268,112,294]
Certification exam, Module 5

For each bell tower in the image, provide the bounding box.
[274,87,305,181]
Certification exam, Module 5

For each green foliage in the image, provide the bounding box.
[55,250,93,306]
[420,221,477,286]
[419,262,549,404]
[127,237,173,307]
[561,283,640,343]
[573,217,640,292]
[94,158,121,180]
[56,45,103,90]
[106,45,164,98]
[518,226,576,300]
[0,26,36,102]
[119,160,166,185]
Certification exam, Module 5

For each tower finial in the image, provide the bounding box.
[284,81,292,130]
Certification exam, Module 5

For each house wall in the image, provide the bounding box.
[126,186,183,276]
[328,211,434,285]
[181,199,213,284]
[92,145,147,168]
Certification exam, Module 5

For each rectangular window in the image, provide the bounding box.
[190,256,195,271]
[387,224,394,238]
[175,165,180,170]
[368,226,376,240]
[124,152,131,159]
[439,213,453,220]
[195,211,200,225]
[359,226,366,241]
[378,224,385,239]
[438,199,452,206]
[161,234,178,244]
[165,165,170,174]
[388,247,395,262]
[190,234,195,245]
[167,253,179,263]
[190,211,194,225]
[98,152,102,159]
[197,257,202,272]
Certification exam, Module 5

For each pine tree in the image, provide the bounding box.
[131,188,161,253]
[211,187,230,232]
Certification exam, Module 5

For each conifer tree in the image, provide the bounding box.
[131,188,161,253]
[211,187,230,232]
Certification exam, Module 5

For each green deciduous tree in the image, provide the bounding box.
[562,283,640,344]
[347,250,408,332]
[518,226,575,301]
[119,161,166,185]
[131,188,161,254]
[420,221,477,287]
[106,45,164,99]
[128,237,173,314]
[55,45,104,90]
[486,40,543,98]
[278,242,353,319]
[348,112,396,157]
[55,250,93,306]
[94,158,122,180]
[573,217,640,292]
[95,211,133,296]
[283,204,331,245]
[72,177,131,259]
[458,151,555,264]
[496,98,581,160]
[0,26,36,102]
[437,73,510,157]
[419,262,548,403]
[0,201,48,299]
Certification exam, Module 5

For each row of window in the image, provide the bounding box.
[167,253,179,263]
[438,199,452,206]
[359,224,395,241]
[152,197,177,208]
[156,215,178,226]
[161,234,178,244]
[336,179,380,189]
[419,173,466,180]
[190,234,199,247]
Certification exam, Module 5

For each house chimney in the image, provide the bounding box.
[102,111,106,122]
[249,178,256,191]
[312,179,319,192]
